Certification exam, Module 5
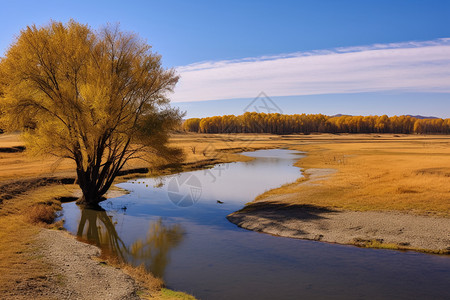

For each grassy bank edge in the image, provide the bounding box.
[230,145,450,255]
[0,182,200,299]
[0,142,277,299]
[3,133,450,297]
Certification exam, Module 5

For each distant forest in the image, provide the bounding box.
[183,112,450,134]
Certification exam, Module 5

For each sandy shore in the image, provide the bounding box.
[227,168,450,253]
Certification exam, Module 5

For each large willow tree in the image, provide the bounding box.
[0,21,183,206]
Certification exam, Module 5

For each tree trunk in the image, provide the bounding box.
[75,169,105,208]
[76,193,104,209]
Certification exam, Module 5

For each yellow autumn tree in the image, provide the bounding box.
[0,20,183,207]
[184,113,449,135]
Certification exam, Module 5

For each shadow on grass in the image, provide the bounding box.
[232,201,338,221]
[0,177,76,203]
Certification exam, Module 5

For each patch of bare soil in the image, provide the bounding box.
[31,229,142,300]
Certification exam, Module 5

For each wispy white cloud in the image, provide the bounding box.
[172,38,450,102]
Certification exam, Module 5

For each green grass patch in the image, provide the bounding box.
[160,288,197,300]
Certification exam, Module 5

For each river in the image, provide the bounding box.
[62,149,450,299]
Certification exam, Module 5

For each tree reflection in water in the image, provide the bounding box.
[76,206,184,278]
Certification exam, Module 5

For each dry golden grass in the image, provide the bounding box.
[168,133,450,215]
[0,215,44,295]
[93,256,197,299]
[0,133,200,298]
[0,134,75,181]
[0,133,25,148]
[2,132,449,215]
[1,132,449,297]
[92,254,164,297]
[0,184,76,297]
[0,133,280,181]
[257,134,450,216]
[168,132,284,164]
[0,182,194,299]
[26,201,62,225]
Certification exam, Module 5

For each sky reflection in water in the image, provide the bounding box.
[62,149,450,300]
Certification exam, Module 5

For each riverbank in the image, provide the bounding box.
[0,133,278,299]
[228,135,450,253]
[227,194,450,254]
[0,134,205,299]
[0,182,197,299]
[2,132,450,298]
[30,229,143,299]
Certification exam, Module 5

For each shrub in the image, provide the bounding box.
[26,204,57,224]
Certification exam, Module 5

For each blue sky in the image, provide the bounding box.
[1,0,450,117]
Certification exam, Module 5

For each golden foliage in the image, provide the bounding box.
[0,20,183,204]
[183,112,450,134]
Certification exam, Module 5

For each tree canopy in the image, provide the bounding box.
[0,20,183,206]
[183,112,450,135]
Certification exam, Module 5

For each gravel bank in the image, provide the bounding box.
[35,229,141,300]
[228,206,450,252]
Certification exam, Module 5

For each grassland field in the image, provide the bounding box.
[1,132,449,298]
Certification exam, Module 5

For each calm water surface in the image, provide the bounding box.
[62,149,450,300]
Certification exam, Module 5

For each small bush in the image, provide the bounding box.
[26,204,57,224]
